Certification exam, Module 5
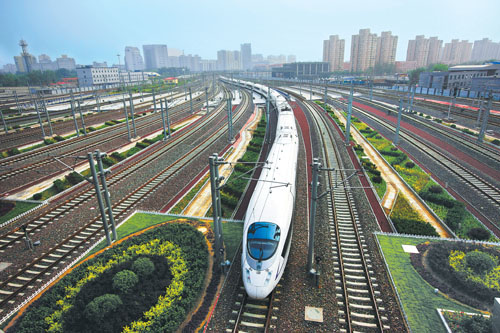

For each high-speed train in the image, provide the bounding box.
[225,78,299,299]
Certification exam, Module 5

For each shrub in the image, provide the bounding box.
[33,193,43,200]
[131,257,155,277]
[444,202,466,231]
[465,251,496,275]
[405,161,415,168]
[53,179,67,193]
[0,201,15,216]
[84,294,122,322]
[104,121,115,126]
[87,126,96,132]
[136,141,150,149]
[420,190,455,208]
[101,156,115,167]
[112,270,138,293]
[425,115,431,119]
[392,217,439,236]
[492,139,500,146]
[372,175,382,184]
[44,138,56,145]
[467,228,491,241]
[54,135,65,142]
[66,171,84,185]
[451,124,457,128]
[13,124,21,129]
[7,148,20,156]
[111,152,125,162]
[428,184,443,194]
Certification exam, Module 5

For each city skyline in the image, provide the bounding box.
[1,0,499,67]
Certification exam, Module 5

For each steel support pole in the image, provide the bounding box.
[165,98,171,138]
[160,99,167,141]
[310,84,312,100]
[0,110,7,133]
[95,93,101,112]
[14,91,21,114]
[77,99,87,135]
[324,84,327,103]
[394,99,403,145]
[88,152,111,246]
[128,92,137,138]
[475,97,484,128]
[122,94,131,141]
[33,97,46,138]
[152,87,157,113]
[227,98,233,142]
[345,84,353,145]
[189,87,193,114]
[307,159,320,273]
[409,86,415,113]
[266,87,270,144]
[40,93,53,136]
[69,91,79,138]
[95,150,117,241]
[205,87,209,114]
[447,96,455,120]
[209,154,223,266]
[370,82,373,101]
[478,96,492,143]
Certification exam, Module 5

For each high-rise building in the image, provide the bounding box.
[471,38,500,62]
[92,61,107,68]
[287,55,296,63]
[406,35,443,67]
[350,29,378,72]
[37,54,57,71]
[241,43,252,70]
[323,35,345,71]
[441,39,472,65]
[142,44,169,70]
[1,64,17,74]
[179,54,201,71]
[14,54,37,73]
[57,55,76,70]
[375,31,398,65]
[406,35,430,67]
[427,37,443,66]
[124,46,145,71]
[217,50,241,70]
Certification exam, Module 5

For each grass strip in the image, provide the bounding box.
[377,234,480,332]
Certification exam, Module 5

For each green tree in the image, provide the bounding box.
[427,63,448,72]
[409,67,426,85]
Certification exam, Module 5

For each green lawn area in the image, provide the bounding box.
[0,201,40,225]
[377,234,480,333]
[87,212,243,262]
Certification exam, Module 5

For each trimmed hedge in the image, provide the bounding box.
[413,242,500,311]
[11,223,209,333]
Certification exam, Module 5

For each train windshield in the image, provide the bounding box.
[247,222,281,261]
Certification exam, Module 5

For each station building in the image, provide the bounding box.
[271,62,330,79]
[419,62,500,94]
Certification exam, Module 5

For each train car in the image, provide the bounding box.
[227,79,298,299]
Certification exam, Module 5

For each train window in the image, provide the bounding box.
[247,222,281,262]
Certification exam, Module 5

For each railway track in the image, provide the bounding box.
[0,86,219,192]
[0,86,231,246]
[229,286,278,332]
[353,97,500,164]
[303,99,389,331]
[0,88,252,323]
[0,83,209,149]
[332,99,500,233]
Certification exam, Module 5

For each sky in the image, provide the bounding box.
[1,0,499,67]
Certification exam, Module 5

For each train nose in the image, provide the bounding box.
[244,284,271,299]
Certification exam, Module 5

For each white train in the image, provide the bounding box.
[224,78,299,299]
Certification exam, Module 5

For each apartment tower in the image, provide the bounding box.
[323,35,345,71]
